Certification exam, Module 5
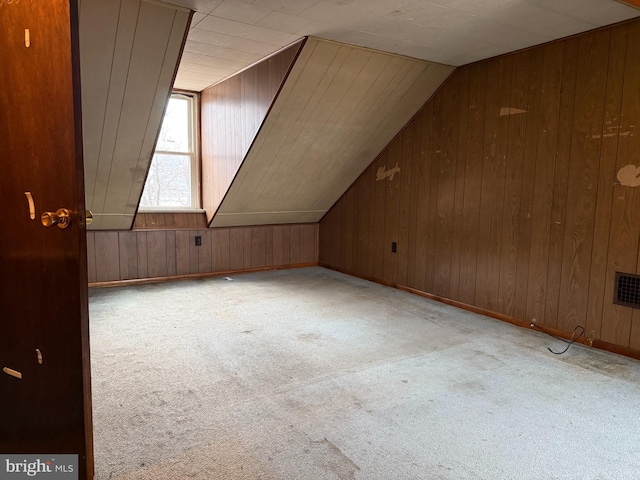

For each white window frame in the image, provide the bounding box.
[139,91,201,212]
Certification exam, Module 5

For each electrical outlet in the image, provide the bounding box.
[391,242,397,253]
[195,235,202,246]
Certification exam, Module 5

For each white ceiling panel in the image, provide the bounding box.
[210,0,272,23]
[238,25,299,45]
[189,28,235,45]
[197,15,252,35]
[255,11,315,33]
[171,0,640,92]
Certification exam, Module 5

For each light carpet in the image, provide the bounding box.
[89,267,640,479]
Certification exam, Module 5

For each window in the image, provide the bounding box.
[139,92,199,210]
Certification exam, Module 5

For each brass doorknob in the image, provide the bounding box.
[41,208,71,229]
[85,210,93,226]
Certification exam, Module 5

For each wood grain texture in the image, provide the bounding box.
[458,63,488,305]
[118,231,139,280]
[497,50,531,318]
[87,232,97,283]
[449,68,470,300]
[602,21,640,346]
[544,37,580,330]
[475,55,512,312]
[90,224,319,282]
[0,1,93,470]
[201,41,303,224]
[95,232,120,282]
[319,18,640,352]
[525,42,564,324]
[133,212,207,229]
[433,73,459,298]
[588,24,628,343]
[556,29,610,333]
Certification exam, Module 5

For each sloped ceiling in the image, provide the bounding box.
[80,0,191,230]
[170,0,640,92]
[210,37,453,227]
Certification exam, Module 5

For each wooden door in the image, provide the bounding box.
[0,1,93,479]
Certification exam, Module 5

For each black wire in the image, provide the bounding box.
[530,323,585,355]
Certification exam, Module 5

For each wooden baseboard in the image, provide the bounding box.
[89,262,318,288]
[319,263,640,362]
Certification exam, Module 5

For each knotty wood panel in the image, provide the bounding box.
[90,224,318,282]
[319,18,640,352]
[82,0,191,230]
[201,41,303,224]
[211,37,454,227]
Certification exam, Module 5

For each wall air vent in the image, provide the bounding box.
[614,272,640,308]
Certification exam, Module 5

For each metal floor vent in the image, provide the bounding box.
[614,272,640,308]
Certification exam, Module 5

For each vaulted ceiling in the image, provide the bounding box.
[79,0,640,230]
[211,37,453,227]
[170,0,640,92]
[80,0,191,229]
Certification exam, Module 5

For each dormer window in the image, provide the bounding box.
[139,92,200,211]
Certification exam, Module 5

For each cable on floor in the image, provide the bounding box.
[530,322,585,355]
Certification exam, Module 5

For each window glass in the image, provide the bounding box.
[140,154,191,207]
[139,93,199,210]
[155,97,189,152]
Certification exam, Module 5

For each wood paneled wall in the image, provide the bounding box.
[320,19,640,351]
[133,212,207,229]
[87,223,318,283]
[201,40,303,224]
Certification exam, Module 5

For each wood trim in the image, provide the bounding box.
[133,212,207,229]
[615,0,640,10]
[319,263,640,361]
[89,262,318,288]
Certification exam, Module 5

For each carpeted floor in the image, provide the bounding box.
[89,267,640,479]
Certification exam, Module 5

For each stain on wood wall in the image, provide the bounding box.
[88,223,318,283]
[200,40,303,224]
[320,19,640,351]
